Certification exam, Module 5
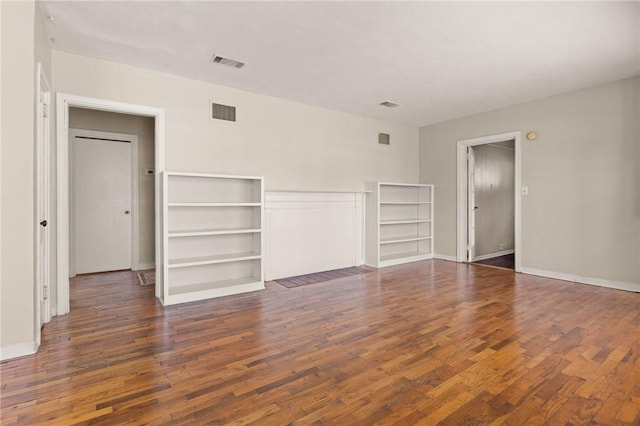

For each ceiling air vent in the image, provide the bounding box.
[379,101,400,108]
[210,54,245,69]
[378,133,390,145]
[211,102,236,122]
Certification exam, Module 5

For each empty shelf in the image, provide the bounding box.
[380,219,431,225]
[168,202,261,207]
[380,235,431,244]
[168,228,261,237]
[379,251,431,263]
[380,201,431,205]
[167,276,263,297]
[168,252,261,268]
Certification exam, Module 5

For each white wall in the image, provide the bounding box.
[68,108,156,268]
[473,142,515,257]
[420,77,640,289]
[1,0,42,358]
[52,51,419,191]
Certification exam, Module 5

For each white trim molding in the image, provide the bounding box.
[434,253,457,262]
[520,267,640,293]
[134,262,156,271]
[56,93,165,315]
[0,341,38,361]
[456,131,522,272]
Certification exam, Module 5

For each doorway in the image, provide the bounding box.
[468,141,515,269]
[56,94,165,315]
[456,131,522,272]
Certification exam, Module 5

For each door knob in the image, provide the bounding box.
[40,220,47,227]
[125,210,130,215]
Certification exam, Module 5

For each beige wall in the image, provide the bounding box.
[1,0,40,356]
[473,142,515,257]
[420,77,640,287]
[34,5,51,78]
[49,50,419,335]
[53,51,419,191]
[68,108,156,268]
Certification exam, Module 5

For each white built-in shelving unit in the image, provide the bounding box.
[365,182,434,268]
[159,172,264,305]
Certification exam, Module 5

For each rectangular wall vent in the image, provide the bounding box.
[211,102,236,122]
[378,133,390,145]
[210,55,245,69]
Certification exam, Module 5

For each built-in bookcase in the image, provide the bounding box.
[160,172,264,305]
[365,182,434,268]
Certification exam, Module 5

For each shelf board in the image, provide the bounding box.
[166,171,263,180]
[168,228,261,238]
[168,202,261,207]
[380,235,432,245]
[380,219,431,225]
[379,251,432,263]
[167,276,262,296]
[168,252,261,268]
[380,201,431,205]
[379,183,431,188]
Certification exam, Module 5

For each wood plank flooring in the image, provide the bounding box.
[1,260,639,425]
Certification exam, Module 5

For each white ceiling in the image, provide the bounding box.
[39,1,639,127]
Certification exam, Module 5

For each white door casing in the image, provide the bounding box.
[57,94,165,315]
[71,130,138,274]
[456,131,522,272]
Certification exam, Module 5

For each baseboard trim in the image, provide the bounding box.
[434,253,457,262]
[134,262,155,271]
[472,249,514,262]
[520,267,639,293]
[1,341,38,361]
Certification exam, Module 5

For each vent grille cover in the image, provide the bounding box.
[210,55,245,69]
[211,102,236,122]
[378,133,390,145]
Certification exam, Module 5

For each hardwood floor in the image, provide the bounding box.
[1,260,639,425]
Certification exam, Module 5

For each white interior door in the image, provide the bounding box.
[36,64,51,329]
[467,146,476,262]
[72,136,132,274]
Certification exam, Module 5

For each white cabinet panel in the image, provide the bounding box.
[265,192,364,281]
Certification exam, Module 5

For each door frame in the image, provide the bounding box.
[35,63,52,345]
[56,94,165,315]
[69,128,139,277]
[467,146,476,262]
[456,131,522,272]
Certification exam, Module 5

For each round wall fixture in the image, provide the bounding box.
[527,131,537,141]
